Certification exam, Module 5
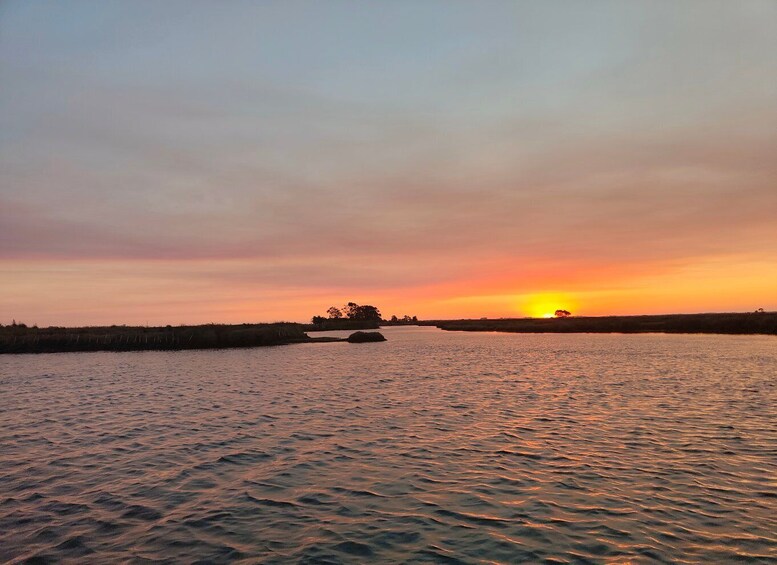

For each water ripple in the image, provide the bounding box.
[1,328,775,563]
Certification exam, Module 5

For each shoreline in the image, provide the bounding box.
[424,312,777,336]
[0,322,379,355]
[2,312,774,354]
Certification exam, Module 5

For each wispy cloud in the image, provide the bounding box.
[1,0,775,324]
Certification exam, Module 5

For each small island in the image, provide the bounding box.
[347,331,387,343]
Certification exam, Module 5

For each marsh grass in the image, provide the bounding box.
[0,322,310,354]
[429,312,777,335]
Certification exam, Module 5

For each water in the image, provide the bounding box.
[1,326,775,563]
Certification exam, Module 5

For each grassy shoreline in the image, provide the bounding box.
[0,321,381,355]
[425,312,777,336]
[3,312,774,354]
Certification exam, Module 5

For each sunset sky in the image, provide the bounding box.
[2,1,776,326]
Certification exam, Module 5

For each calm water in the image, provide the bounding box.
[1,327,775,564]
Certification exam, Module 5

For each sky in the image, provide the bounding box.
[1,1,776,326]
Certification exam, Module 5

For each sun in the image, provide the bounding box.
[520,293,577,318]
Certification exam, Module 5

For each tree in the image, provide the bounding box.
[344,302,359,319]
[327,306,343,319]
[311,315,326,325]
[344,302,382,321]
[390,315,399,323]
[355,305,381,321]
[402,315,412,322]
[554,309,571,318]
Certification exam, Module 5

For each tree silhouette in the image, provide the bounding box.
[554,309,571,318]
[327,306,343,319]
[344,302,382,321]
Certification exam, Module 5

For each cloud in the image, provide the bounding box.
[1,1,776,323]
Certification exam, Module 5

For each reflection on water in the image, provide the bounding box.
[1,327,775,563]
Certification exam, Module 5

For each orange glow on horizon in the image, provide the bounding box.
[1,254,776,326]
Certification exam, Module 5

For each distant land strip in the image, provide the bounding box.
[2,312,774,355]
[0,320,379,355]
[423,312,777,336]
